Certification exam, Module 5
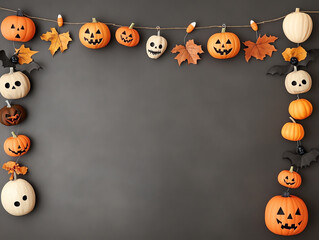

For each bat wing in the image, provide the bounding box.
[300,149,319,168]
[299,49,319,67]
[267,65,293,76]
[15,61,42,76]
[282,151,302,168]
[0,50,15,68]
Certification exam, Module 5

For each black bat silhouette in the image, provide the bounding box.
[283,148,319,168]
[0,50,41,76]
[267,49,319,76]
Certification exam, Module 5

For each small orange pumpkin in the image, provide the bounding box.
[207,25,240,59]
[288,99,313,120]
[3,131,30,157]
[265,192,308,236]
[278,166,302,189]
[79,18,111,49]
[115,23,140,47]
[0,9,36,42]
[281,117,304,141]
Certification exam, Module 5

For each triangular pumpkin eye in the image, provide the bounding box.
[285,176,289,179]
[85,29,90,34]
[295,208,301,215]
[128,34,132,38]
[21,26,24,30]
[226,39,231,44]
[215,39,221,44]
[277,207,285,215]
[11,24,15,29]
[122,31,126,35]
[96,29,101,34]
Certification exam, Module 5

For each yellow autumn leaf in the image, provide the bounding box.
[282,46,307,62]
[14,44,38,65]
[40,28,72,56]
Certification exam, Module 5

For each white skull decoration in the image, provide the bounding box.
[285,70,312,94]
[146,32,167,59]
[1,178,36,216]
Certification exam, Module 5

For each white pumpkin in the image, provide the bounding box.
[285,70,312,94]
[283,8,313,44]
[146,34,167,59]
[0,67,30,99]
[1,178,36,216]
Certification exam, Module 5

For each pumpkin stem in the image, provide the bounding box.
[221,24,226,33]
[13,171,17,181]
[5,100,11,108]
[293,66,297,72]
[17,9,23,16]
[282,191,290,197]
[295,8,300,12]
[92,18,97,23]
[289,117,296,123]
[11,131,17,138]
[9,67,14,74]
[156,26,160,36]
[129,23,135,29]
[289,166,294,172]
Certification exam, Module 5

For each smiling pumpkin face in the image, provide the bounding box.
[79,18,111,49]
[115,23,140,47]
[0,104,26,126]
[207,28,240,59]
[278,168,302,189]
[265,194,308,236]
[4,132,30,157]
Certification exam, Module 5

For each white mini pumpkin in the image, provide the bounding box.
[283,8,313,44]
[285,70,312,94]
[1,178,36,216]
[0,67,30,99]
[146,33,167,59]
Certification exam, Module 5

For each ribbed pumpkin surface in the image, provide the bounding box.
[289,99,313,120]
[281,122,304,141]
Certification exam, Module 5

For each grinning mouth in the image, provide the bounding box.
[214,47,232,55]
[276,219,302,230]
[84,37,103,45]
[6,114,20,123]
[284,179,295,185]
[148,50,161,55]
[8,143,28,155]
[15,34,20,39]
[120,35,133,43]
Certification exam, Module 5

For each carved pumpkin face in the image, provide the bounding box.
[265,194,308,236]
[146,35,167,59]
[115,23,140,47]
[0,68,30,100]
[0,10,36,42]
[4,132,30,157]
[79,18,111,49]
[1,179,36,216]
[285,70,312,94]
[0,104,26,126]
[207,29,240,59]
[278,168,302,189]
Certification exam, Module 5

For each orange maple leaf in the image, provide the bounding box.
[14,44,38,65]
[171,39,204,66]
[2,161,28,180]
[40,28,72,56]
[243,35,278,62]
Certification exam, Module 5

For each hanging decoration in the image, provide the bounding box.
[14,44,38,64]
[277,166,302,189]
[283,148,319,168]
[115,23,140,47]
[2,161,27,180]
[41,28,72,55]
[3,131,30,157]
[146,27,167,59]
[0,100,26,126]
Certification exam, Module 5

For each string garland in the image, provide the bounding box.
[0,5,319,30]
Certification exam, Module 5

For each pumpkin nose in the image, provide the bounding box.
[17,28,19,31]
[288,214,293,219]
[222,44,225,48]
[299,84,301,86]
[12,86,16,89]
[90,33,94,38]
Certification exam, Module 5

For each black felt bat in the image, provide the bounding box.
[267,49,319,76]
[283,148,319,168]
[0,49,41,76]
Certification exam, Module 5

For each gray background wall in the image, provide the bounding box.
[0,0,318,239]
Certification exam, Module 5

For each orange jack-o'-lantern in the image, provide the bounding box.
[278,166,302,189]
[115,23,140,47]
[3,131,30,157]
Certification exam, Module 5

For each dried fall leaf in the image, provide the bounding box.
[243,35,278,62]
[282,46,307,62]
[171,39,204,66]
[2,161,28,180]
[40,28,72,56]
[14,44,38,65]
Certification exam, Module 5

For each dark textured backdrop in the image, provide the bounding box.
[0,0,318,239]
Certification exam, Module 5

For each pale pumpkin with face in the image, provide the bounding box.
[1,178,36,216]
[146,35,167,59]
[285,70,311,94]
[0,68,30,99]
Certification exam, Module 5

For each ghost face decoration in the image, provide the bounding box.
[265,194,308,236]
[146,35,167,59]
[0,68,30,100]
[285,70,312,94]
[1,179,36,216]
